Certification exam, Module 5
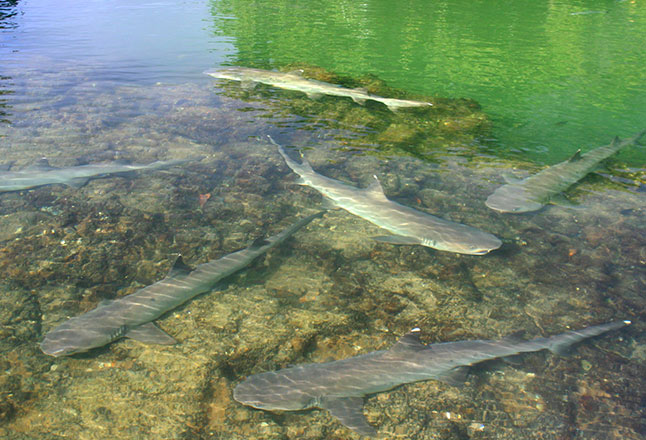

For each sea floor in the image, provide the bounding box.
[0,65,645,439]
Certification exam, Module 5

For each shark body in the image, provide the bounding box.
[485,130,646,213]
[271,137,501,255]
[40,212,324,357]
[205,67,432,111]
[234,320,629,436]
[0,157,193,193]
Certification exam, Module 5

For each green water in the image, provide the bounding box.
[211,0,646,163]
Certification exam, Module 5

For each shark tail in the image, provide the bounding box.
[268,135,314,174]
[631,129,646,146]
[546,320,630,356]
[146,158,196,170]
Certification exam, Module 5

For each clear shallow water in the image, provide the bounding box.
[0,0,645,439]
[2,0,646,163]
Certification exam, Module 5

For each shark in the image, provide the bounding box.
[234,320,630,437]
[485,130,646,213]
[270,136,501,255]
[205,67,433,112]
[40,212,324,357]
[0,157,195,193]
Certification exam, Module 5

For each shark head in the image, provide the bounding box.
[485,184,544,214]
[40,322,121,357]
[204,67,254,82]
[424,233,502,255]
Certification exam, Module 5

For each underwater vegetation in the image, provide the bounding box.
[212,64,491,160]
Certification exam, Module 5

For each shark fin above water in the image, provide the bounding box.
[319,396,376,437]
[125,322,177,345]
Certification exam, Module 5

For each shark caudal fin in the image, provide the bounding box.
[546,320,630,356]
[268,135,314,174]
[631,129,646,146]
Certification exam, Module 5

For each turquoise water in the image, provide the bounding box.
[0,1,645,439]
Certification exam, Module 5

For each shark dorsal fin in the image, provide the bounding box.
[388,328,427,354]
[26,158,54,171]
[500,330,525,344]
[319,396,376,437]
[249,237,270,249]
[365,175,388,200]
[0,161,15,171]
[568,149,582,162]
[168,255,193,277]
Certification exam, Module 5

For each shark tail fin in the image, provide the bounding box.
[546,320,630,356]
[631,129,646,146]
[268,135,314,173]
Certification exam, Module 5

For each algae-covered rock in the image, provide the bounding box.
[214,63,491,158]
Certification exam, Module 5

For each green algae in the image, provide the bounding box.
[214,63,491,160]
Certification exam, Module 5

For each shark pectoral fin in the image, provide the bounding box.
[436,366,469,387]
[306,92,324,100]
[548,194,578,208]
[240,80,257,90]
[319,396,376,437]
[126,322,177,345]
[373,235,420,245]
[167,255,193,277]
[320,196,339,210]
[68,177,91,188]
[351,96,367,106]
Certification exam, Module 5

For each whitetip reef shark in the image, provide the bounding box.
[40,212,324,357]
[485,130,646,213]
[270,136,501,255]
[0,157,195,193]
[234,320,630,437]
[205,66,433,112]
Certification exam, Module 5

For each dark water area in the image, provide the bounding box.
[0,0,645,439]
